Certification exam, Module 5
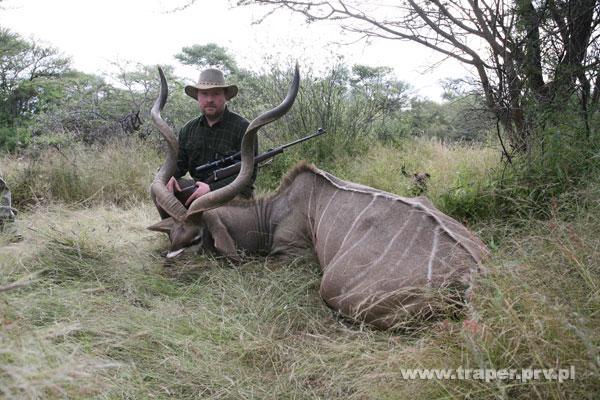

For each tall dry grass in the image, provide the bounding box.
[334,138,498,201]
[1,136,160,209]
[1,136,599,398]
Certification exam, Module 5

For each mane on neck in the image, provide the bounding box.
[224,161,320,207]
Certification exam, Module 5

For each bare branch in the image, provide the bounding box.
[238,0,600,152]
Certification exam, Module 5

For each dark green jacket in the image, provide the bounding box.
[175,107,257,195]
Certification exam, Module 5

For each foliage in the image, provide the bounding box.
[328,138,500,223]
[0,125,30,152]
[494,127,600,219]
[240,61,411,158]
[26,65,196,145]
[400,95,494,142]
[0,30,494,154]
[175,43,239,75]
[225,60,417,190]
[26,71,112,138]
[0,34,67,147]
[0,28,70,127]
[0,29,200,151]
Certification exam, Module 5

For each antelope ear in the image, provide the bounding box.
[203,213,238,260]
[147,217,175,234]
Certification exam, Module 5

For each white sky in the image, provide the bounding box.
[1,0,470,100]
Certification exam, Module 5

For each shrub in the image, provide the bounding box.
[0,126,31,152]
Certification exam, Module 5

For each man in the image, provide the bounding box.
[166,68,257,208]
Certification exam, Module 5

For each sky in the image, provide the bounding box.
[1,0,470,100]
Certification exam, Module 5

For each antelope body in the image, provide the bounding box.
[149,66,488,329]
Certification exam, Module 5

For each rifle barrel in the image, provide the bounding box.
[209,127,325,182]
[275,127,325,150]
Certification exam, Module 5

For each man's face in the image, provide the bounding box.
[197,88,227,120]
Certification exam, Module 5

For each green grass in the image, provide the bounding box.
[1,136,599,398]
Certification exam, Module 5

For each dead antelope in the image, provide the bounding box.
[148,66,489,330]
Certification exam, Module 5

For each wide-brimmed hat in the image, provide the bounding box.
[184,68,238,100]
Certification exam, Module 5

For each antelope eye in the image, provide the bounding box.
[190,234,202,246]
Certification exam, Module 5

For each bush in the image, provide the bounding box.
[0,126,31,152]
[470,128,600,222]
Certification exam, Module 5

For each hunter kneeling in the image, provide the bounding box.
[157,67,257,219]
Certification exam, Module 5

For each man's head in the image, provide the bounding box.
[185,68,238,121]
[197,87,227,120]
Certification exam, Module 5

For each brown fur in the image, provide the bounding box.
[224,161,319,207]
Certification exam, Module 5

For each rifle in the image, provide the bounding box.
[194,150,241,176]
[178,127,326,197]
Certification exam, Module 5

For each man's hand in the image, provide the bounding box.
[185,181,211,206]
[166,177,182,193]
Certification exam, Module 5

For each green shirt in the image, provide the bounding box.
[175,107,257,194]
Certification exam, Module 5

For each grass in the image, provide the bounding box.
[1,136,599,398]
[256,137,500,223]
[0,204,391,398]
[1,136,159,208]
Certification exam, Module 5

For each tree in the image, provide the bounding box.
[234,0,600,156]
[175,43,239,75]
[349,64,410,140]
[0,28,70,126]
[29,65,197,143]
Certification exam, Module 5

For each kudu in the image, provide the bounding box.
[148,66,489,330]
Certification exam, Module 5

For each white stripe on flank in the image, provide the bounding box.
[342,211,415,289]
[327,225,375,274]
[396,213,426,264]
[323,192,354,264]
[315,190,338,239]
[337,194,378,251]
[427,227,441,286]
[366,209,414,268]
[307,174,316,238]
